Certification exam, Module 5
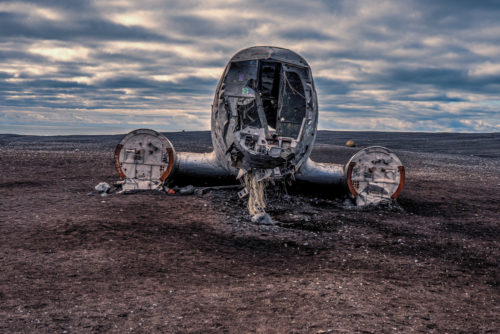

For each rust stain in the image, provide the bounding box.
[159,147,175,182]
[114,144,125,179]
[391,166,405,199]
[346,161,358,197]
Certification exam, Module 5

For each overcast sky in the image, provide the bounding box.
[1,0,499,135]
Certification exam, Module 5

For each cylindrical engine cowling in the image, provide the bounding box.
[114,129,177,190]
[344,146,405,206]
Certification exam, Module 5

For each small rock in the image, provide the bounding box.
[251,213,274,225]
[100,192,108,197]
[397,239,403,244]
[345,140,356,147]
[87,192,94,197]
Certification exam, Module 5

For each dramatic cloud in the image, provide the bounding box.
[0,0,499,134]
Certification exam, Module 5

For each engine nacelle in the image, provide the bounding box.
[114,129,176,191]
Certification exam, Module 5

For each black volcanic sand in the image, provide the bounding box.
[0,131,499,333]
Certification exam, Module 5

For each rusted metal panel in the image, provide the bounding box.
[346,161,358,197]
[159,148,175,182]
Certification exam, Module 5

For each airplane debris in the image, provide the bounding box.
[114,129,175,192]
[345,146,405,206]
[178,185,195,195]
[111,46,405,220]
[242,170,269,219]
[95,182,110,193]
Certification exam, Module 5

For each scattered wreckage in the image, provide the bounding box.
[112,46,405,222]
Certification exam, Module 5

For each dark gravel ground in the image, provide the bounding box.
[0,131,499,333]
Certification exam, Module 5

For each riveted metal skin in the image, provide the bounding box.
[345,146,405,206]
[114,129,176,191]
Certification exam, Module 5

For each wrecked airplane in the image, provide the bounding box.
[113,46,405,222]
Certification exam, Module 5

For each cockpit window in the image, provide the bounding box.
[259,61,281,130]
[223,60,307,138]
[223,60,258,97]
[276,67,307,138]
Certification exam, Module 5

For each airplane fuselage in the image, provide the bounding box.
[211,46,318,177]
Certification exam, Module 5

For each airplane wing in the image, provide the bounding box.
[114,129,404,207]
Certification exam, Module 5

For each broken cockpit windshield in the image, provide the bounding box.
[277,65,307,138]
[223,60,308,139]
